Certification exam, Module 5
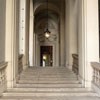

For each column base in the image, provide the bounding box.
[7,80,15,88]
[78,75,92,88]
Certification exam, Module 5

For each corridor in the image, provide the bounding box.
[0,0,100,99]
[0,67,100,100]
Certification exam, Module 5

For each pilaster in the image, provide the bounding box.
[29,0,36,67]
[78,0,99,87]
[60,0,65,66]
[5,0,18,88]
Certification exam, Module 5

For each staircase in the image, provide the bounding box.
[0,67,100,100]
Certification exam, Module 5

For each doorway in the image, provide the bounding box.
[40,46,53,67]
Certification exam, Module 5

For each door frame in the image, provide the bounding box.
[39,43,56,67]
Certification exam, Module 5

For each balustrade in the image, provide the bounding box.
[72,54,78,75]
[18,54,23,74]
[91,62,100,88]
[0,62,8,96]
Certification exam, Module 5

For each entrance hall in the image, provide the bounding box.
[0,0,100,99]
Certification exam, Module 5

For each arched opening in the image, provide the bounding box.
[29,0,61,67]
[40,46,53,66]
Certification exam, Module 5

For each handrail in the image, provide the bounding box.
[91,62,100,70]
[19,54,23,59]
[0,62,8,70]
[72,54,78,59]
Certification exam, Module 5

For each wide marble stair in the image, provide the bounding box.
[0,67,100,100]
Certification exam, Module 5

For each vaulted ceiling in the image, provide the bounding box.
[33,0,64,42]
[33,0,61,7]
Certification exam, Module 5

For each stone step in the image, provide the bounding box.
[0,67,99,100]
[25,67,71,70]
[21,72,77,75]
[0,96,100,100]
[20,76,78,79]
[16,83,82,88]
[20,78,78,81]
[24,70,73,72]
[7,88,92,92]
[3,92,98,97]
[23,71,74,73]
[21,72,76,75]
[20,74,76,77]
[22,69,74,71]
[22,70,74,72]
[23,70,74,74]
[20,76,77,79]
[21,74,76,77]
[18,80,79,84]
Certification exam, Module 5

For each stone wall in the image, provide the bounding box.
[0,0,6,62]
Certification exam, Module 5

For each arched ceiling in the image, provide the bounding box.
[34,3,60,15]
[33,0,63,15]
[35,10,59,23]
[33,0,61,8]
[33,0,64,42]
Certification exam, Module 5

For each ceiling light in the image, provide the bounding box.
[44,0,51,38]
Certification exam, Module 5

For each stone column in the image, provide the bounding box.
[33,33,36,66]
[0,0,6,62]
[25,0,30,68]
[5,0,18,88]
[15,0,20,82]
[19,0,30,69]
[19,0,26,55]
[78,0,99,87]
[60,0,65,67]
[65,0,70,67]
[36,35,40,66]
[29,0,34,66]
[65,0,78,69]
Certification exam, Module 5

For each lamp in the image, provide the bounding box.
[44,0,51,38]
